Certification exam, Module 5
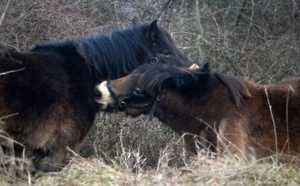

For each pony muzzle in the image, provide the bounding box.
[94,81,115,110]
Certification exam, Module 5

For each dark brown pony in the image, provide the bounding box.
[0,18,192,172]
[95,63,300,162]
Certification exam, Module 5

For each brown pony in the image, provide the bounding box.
[0,17,192,172]
[94,63,300,162]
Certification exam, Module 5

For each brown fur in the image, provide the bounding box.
[0,48,85,171]
[0,17,193,172]
[96,64,300,162]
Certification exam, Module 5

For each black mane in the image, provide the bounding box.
[132,64,251,106]
[132,64,196,93]
[75,26,148,79]
[214,73,251,107]
[29,21,179,83]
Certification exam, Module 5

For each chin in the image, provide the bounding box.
[124,108,145,117]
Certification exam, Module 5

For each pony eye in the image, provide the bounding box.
[163,51,172,57]
[151,57,158,64]
[133,88,144,96]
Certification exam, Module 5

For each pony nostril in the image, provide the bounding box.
[119,101,126,108]
[93,86,102,99]
[119,101,126,111]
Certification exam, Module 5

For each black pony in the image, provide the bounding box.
[0,17,192,172]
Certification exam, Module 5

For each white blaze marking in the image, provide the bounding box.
[95,81,113,109]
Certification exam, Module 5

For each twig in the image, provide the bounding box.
[235,0,246,27]
[0,0,11,26]
[264,86,278,160]
[242,0,254,49]
[157,0,173,20]
[0,113,18,120]
[0,68,25,76]
[281,86,294,154]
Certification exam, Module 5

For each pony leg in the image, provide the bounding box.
[217,118,249,160]
[35,144,68,172]
[36,124,92,172]
[36,140,86,172]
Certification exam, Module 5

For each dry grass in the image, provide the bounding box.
[1,0,300,185]
[1,113,300,185]
[2,151,300,185]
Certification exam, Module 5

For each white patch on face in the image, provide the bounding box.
[95,81,113,109]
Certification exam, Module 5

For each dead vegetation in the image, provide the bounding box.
[1,0,300,185]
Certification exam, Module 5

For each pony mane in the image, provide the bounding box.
[134,64,196,93]
[75,22,178,80]
[75,27,145,79]
[133,63,251,107]
[30,21,178,82]
[214,73,251,107]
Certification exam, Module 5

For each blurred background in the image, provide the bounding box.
[1,0,300,170]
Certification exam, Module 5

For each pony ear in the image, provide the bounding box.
[132,16,141,26]
[161,67,196,91]
[199,62,210,72]
[147,20,158,42]
[190,61,210,73]
[162,74,196,91]
[193,61,210,73]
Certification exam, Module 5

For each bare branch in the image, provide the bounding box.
[0,68,25,76]
[0,0,11,26]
